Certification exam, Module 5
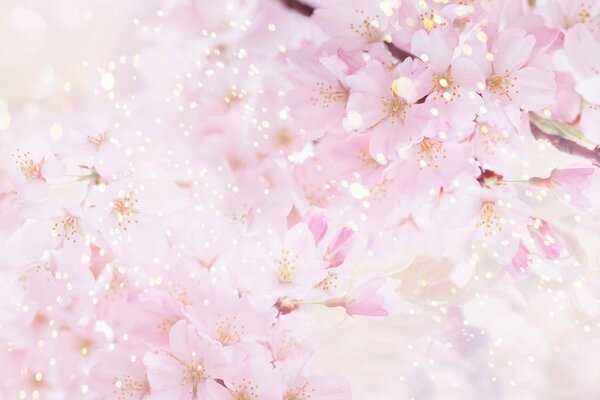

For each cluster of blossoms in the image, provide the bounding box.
[1,0,600,398]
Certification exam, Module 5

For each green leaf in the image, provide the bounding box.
[529,112,585,141]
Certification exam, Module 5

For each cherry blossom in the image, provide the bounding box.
[1,0,600,399]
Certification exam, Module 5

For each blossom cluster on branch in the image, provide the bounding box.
[1,0,600,399]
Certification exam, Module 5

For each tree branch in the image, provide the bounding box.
[280,0,314,17]
[385,42,418,62]
[530,122,600,165]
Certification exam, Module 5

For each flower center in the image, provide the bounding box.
[215,315,244,344]
[231,378,259,400]
[486,71,515,99]
[416,139,446,169]
[274,248,299,284]
[52,215,80,243]
[311,82,347,109]
[87,132,108,145]
[114,374,149,397]
[382,95,410,124]
[432,73,459,102]
[284,385,311,400]
[182,363,208,386]
[477,201,502,237]
[157,318,177,335]
[316,271,339,292]
[11,149,42,180]
[349,10,381,41]
[420,12,444,32]
[113,192,140,230]
[479,124,508,155]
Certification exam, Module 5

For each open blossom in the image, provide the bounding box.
[144,321,229,399]
[530,167,595,209]
[555,23,600,142]
[312,0,393,50]
[3,0,600,399]
[480,27,557,111]
[184,281,276,347]
[326,274,396,316]
[260,222,328,298]
[344,57,432,160]
[283,374,351,400]
[6,138,65,200]
[287,48,351,139]
[223,355,284,399]
[89,350,150,399]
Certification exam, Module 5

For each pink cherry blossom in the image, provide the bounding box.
[482,28,557,111]
[2,0,600,399]
[528,218,567,260]
[530,167,596,209]
[507,240,531,278]
[326,274,396,317]
[144,321,229,399]
[344,57,432,159]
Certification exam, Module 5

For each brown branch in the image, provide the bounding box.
[280,0,314,16]
[280,0,417,62]
[386,42,418,62]
[530,122,600,165]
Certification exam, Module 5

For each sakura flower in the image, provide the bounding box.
[554,24,600,142]
[529,167,596,209]
[482,28,557,111]
[2,0,600,399]
[303,207,328,245]
[283,374,351,400]
[312,0,393,50]
[184,281,276,347]
[84,178,183,264]
[528,218,567,260]
[470,103,529,171]
[391,0,449,49]
[506,240,531,278]
[144,321,229,399]
[322,226,356,268]
[431,180,532,266]
[130,291,187,346]
[544,0,600,30]
[89,351,150,400]
[344,57,432,159]
[236,222,328,299]
[222,355,284,400]
[387,137,479,210]
[268,312,320,365]
[287,48,351,139]
[411,26,484,98]
[6,138,65,200]
[325,274,396,317]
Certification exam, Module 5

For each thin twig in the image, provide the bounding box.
[386,42,418,62]
[280,0,314,16]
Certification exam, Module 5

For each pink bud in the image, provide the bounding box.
[326,227,354,266]
[507,241,531,278]
[528,218,566,260]
[304,208,328,244]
